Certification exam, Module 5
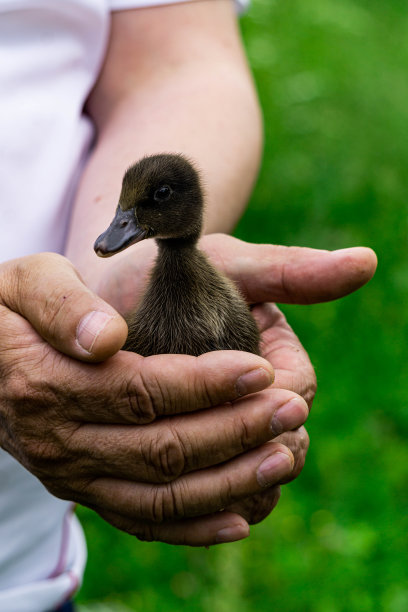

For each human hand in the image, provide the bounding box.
[0,253,308,546]
[96,235,377,525]
[202,235,377,523]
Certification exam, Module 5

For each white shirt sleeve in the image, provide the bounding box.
[109,0,250,14]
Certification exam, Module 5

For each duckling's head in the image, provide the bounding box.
[94,154,203,257]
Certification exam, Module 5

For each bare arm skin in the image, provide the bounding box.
[0,0,377,547]
[0,1,303,548]
[64,0,296,531]
[62,1,377,536]
[65,0,262,285]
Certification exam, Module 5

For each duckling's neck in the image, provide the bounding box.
[155,217,202,250]
[155,235,198,251]
[153,234,202,289]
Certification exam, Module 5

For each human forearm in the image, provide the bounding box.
[65,1,262,287]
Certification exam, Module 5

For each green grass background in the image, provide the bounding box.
[76,1,408,610]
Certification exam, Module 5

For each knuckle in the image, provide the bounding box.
[280,425,309,457]
[286,367,316,411]
[5,356,60,418]
[2,253,70,313]
[292,395,310,428]
[149,481,184,522]
[144,424,186,482]
[4,371,42,421]
[230,487,281,525]
[193,356,226,408]
[3,369,30,408]
[303,367,317,408]
[20,437,71,492]
[19,422,74,471]
[292,449,307,478]
[125,372,159,423]
[37,286,76,339]
[150,487,167,522]
[23,436,59,468]
[198,376,215,408]
[220,473,235,507]
[234,413,253,452]
[297,426,310,453]
[277,427,310,482]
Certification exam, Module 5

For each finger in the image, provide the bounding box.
[0,253,128,362]
[254,303,316,406]
[5,334,275,424]
[94,508,250,547]
[69,389,308,481]
[77,442,294,522]
[117,350,274,421]
[202,235,377,304]
[274,426,310,483]
[85,350,275,423]
[226,486,281,525]
[225,429,310,525]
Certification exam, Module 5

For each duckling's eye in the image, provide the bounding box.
[153,185,172,202]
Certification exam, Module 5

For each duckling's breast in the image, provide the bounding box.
[124,247,260,357]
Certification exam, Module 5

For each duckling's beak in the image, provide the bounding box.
[94,206,148,257]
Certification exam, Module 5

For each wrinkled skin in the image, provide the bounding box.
[0,236,376,545]
[96,234,377,528]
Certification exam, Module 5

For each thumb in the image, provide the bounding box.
[0,253,128,362]
[202,235,377,304]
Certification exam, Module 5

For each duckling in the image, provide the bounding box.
[94,154,260,357]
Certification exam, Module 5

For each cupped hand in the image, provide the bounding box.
[0,253,307,546]
[203,235,377,523]
[96,235,377,525]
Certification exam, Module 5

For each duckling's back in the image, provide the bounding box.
[124,245,260,357]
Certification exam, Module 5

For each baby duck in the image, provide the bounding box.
[94,154,260,357]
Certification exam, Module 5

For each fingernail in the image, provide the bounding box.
[236,368,273,397]
[257,452,293,487]
[271,397,308,435]
[215,524,250,544]
[76,311,113,353]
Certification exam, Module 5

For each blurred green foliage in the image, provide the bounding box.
[76,1,408,610]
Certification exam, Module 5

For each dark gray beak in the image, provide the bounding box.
[94,206,148,257]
